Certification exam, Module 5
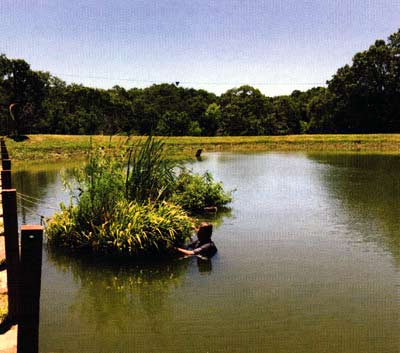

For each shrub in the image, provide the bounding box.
[171,169,232,212]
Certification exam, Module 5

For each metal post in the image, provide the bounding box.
[17,225,44,353]
[1,189,20,322]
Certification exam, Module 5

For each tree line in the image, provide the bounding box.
[1,29,399,136]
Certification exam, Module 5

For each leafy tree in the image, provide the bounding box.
[184,89,217,135]
[204,103,221,135]
[187,120,202,136]
[0,55,11,135]
[0,55,49,135]
[290,87,326,132]
[307,88,337,133]
[385,29,400,131]
[107,86,136,133]
[270,96,302,134]
[40,75,69,133]
[219,85,271,135]
[155,111,191,136]
[131,98,159,135]
[328,30,400,133]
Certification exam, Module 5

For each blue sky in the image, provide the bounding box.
[1,0,399,96]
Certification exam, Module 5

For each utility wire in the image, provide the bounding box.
[54,73,327,87]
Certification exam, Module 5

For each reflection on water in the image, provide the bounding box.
[10,153,399,353]
[196,257,213,274]
[13,162,80,226]
[308,154,400,264]
[42,248,220,352]
[46,249,189,339]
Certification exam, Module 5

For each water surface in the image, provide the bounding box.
[14,153,399,353]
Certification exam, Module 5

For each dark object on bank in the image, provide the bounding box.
[195,149,202,158]
[10,135,29,142]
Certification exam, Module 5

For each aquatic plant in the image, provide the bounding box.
[46,200,193,257]
[125,136,176,203]
[46,135,232,258]
[71,144,125,227]
[171,169,233,212]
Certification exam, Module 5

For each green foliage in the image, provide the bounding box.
[46,136,232,258]
[126,136,177,203]
[270,96,302,134]
[0,55,49,135]
[155,111,191,136]
[171,169,233,212]
[203,103,221,135]
[72,144,126,227]
[46,200,193,257]
[219,85,271,135]
[187,120,202,136]
[328,30,400,133]
[307,88,337,133]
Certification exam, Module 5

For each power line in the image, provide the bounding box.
[53,73,326,87]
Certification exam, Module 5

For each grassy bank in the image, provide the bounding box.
[3,134,400,162]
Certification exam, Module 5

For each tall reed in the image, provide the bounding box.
[125,137,177,203]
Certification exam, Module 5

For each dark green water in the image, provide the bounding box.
[13,153,399,353]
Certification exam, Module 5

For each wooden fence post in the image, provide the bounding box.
[1,189,20,322]
[1,169,12,189]
[2,158,11,171]
[17,225,44,353]
[1,139,9,160]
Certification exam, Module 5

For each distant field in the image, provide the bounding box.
[4,134,400,162]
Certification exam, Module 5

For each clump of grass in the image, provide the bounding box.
[46,200,193,257]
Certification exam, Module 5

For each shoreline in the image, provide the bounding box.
[3,134,400,162]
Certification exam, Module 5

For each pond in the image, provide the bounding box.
[13,152,399,353]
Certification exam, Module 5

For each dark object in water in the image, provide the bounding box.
[203,206,217,213]
[195,149,202,158]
